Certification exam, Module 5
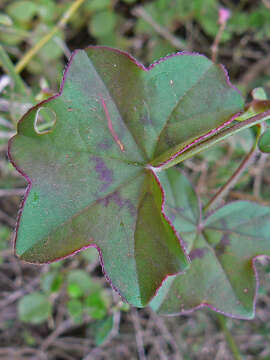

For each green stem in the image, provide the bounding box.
[15,0,87,74]
[0,45,28,94]
[152,109,270,171]
[203,124,262,213]
[216,314,243,360]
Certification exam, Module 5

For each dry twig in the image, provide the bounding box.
[131,309,146,360]
[0,188,25,197]
[253,153,268,198]
[239,53,270,90]
[132,6,187,50]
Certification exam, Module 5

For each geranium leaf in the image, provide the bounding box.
[151,168,270,318]
[259,128,270,153]
[9,47,243,307]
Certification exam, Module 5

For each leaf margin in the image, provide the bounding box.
[8,46,244,308]
[150,168,270,319]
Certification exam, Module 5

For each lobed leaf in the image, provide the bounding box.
[9,46,243,307]
[151,168,270,319]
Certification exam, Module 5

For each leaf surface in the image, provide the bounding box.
[18,292,52,324]
[9,47,243,307]
[259,128,270,153]
[151,169,270,319]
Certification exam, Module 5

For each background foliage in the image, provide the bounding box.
[0,0,270,359]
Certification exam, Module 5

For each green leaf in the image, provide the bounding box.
[252,87,267,101]
[36,0,56,22]
[90,11,117,37]
[9,47,243,307]
[18,292,52,324]
[93,315,114,346]
[7,1,38,23]
[41,271,63,293]
[67,283,84,298]
[67,299,84,323]
[259,129,270,153]
[67,270,95,295]
[0,13,13,26]
[32,25,63,61]
[85,0,111,12]
[151,168,270,319]
[85,291,108,319]
[135,2,178,36]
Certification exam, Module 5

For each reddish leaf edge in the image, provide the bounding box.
[152,110,242,171]
[147,60,244,170]
[87,49,245,182]
[158,254,267,320]
[155,192,270,319]
[8,46,200,306]
[201,199,270,320]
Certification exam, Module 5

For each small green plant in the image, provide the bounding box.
[18,254,118,345]
[8,46,270,322]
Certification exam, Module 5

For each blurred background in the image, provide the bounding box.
[0,0,270,359]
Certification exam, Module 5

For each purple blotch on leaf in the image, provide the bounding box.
[98,141,112,150]
[98,191,136,217]
[216,233,231,256]
[91,156,113,192]
[190,247,208,260]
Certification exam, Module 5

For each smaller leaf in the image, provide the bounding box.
[67,299,84,324]
[90,11,117,37]
[18,292,52,324]
[85,0,111,12]
[0,28,25,46]
[33,25,63,62]
[85,291,109,319]
[36,0,56,22]
[0,13,13,26]
[236,87,270,123]
[67,283,84,299]
[151,168,270,319]
[7,1,38,22]
[41,271,63,293]
[93,315,114,346]
[67,270,95,295]
[259,129,270,153]
[252,87,267,100]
